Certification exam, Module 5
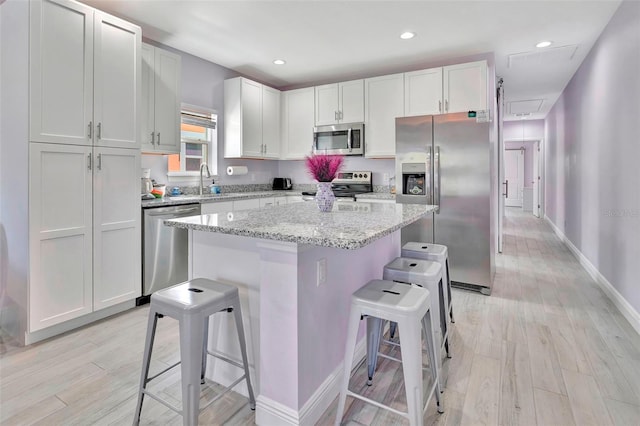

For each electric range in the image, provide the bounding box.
[302,171,373,201]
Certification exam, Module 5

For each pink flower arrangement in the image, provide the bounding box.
[305,154,344,182]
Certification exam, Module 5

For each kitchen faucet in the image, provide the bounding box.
[199,162,211,196]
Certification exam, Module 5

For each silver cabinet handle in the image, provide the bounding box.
[157,132,160,145]
[334,111,338,121]
[97,153,102,170]
[264,143,267,154]
[434,146,440,212]
[97,122,102,139]
[438,101,442,113]
[87,153,92,170]
[88,121,92,139]
[445,100,449,112]
[503,180,509,197]
[151,131,155,145]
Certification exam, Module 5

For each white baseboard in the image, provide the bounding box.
[544,215,640,335]
[255,338,366,425]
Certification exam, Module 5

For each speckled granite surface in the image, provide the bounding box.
[355,193,396,200]
[142,191,302,208]
[165,201,436,250]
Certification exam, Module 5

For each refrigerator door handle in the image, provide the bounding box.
[434,146,441,212]
[427,146,432,204]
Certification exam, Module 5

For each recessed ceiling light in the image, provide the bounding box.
[536,41,552,48]
[273,59,286,65]
[400,32,415,40]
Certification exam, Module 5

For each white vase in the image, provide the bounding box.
[315,182,335,212]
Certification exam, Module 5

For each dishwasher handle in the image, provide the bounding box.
[146,206,200,217]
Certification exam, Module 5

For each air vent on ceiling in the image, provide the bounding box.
[508,99,544,115]
[508,45,578,68]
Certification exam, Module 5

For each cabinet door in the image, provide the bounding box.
[273,196,288,206]
[259,197,275,208]
[286,195,304,204]
[93,147,141,310]
[315,84,339,125]
[364,73,404,158]
[241,79,263,157]
[93,11,141,149]
[340,80,364,123]
[443,61,487,113]
[262,86,281,159]
[29,0,94,145]
[140,43,156,151]
[281,87,315,160]
[153,47,181,154]
[405,68,443,116]
[29,143,93,331]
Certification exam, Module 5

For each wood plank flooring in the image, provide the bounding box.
[2,208,640,425]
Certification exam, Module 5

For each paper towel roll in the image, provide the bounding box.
[226,166,248,176]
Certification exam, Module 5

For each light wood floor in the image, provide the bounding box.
[2,208,640,425]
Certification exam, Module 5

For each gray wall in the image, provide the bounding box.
[545,0,640,312]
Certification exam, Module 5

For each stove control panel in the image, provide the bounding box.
[334,171,372,184]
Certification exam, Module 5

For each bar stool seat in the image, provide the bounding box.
[335,279,443,426]
[402,242,455,324]
[134,278,255,426]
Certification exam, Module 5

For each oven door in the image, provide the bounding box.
[313,123,364,155]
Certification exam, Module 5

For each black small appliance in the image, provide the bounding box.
[272,177,293,190]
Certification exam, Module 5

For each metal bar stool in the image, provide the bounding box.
[367,257,450,389]
[402,242,455,323]
[133,278,256,426]
[335,279,443,426]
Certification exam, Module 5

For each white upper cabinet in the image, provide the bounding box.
[140,43,181,153]
[281,87,315,160]
[404,67,443,116]
[224,77,280,159]
[364,73,404,158]
[315,79,364,125]
[262,85,281,159]
[443,60,487,113]
[29,0,141,148]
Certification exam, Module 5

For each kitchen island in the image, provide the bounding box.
[165,201,437,425]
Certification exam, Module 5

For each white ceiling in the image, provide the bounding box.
[83,0,621,121]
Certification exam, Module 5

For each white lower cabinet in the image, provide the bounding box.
[233,198,261,211]
[259,196,287,208]
[29,143,140,332]
[287,195,304,204]
[201,201,233,215]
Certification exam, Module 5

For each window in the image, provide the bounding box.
[167,105,217,179]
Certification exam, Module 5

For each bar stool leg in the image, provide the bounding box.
[366,316,384,385]
[438,280,451,359]
[446,260,454,323]
[201,318,209,385]
[134,308,160,425]
[398,317,425,426]
[232,299,256,410]
[422,311,444,402]
[179,314,205,426]
[335,307,362,426]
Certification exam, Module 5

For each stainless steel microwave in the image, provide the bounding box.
[313,122,364,156]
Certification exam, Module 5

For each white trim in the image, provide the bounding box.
[255,338,366,425]
[544,215,640,335]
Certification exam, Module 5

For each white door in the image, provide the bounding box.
[262,85,281,158]
[93,147,141,310]
[505,149,524,207]
[364,73,404,158]
[281,87,315,160]
[532,141,540,217]
[404,67,443,116]
[153,46,181,153]
[29,0,94,145]
[93,11,141,149]
[29,143,93,331]
[315,84,339,125]
[443,61,487,113]
[339,80,365,123]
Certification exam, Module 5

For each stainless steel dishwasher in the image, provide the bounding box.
[139,203,201,304]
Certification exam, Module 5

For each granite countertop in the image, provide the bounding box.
[141,190,303,208]
[354,193,396,200]
[165,201,436,250]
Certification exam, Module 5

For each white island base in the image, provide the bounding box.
[189,229,400,425]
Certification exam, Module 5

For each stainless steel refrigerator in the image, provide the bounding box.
[396,112,495,294]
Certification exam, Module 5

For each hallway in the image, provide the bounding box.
[1,209,640,425]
